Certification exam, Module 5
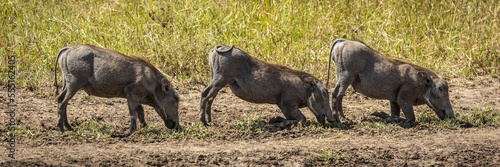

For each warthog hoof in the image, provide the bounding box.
[371,111,408,123]
[371,111,390,119]
[385,117,407,123]
[269,116,287,124]
[457,120,473,128]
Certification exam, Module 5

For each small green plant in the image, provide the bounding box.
[12,125,44,139]
[418,110,436,123]
[416,107,500,129]
[133,122,219,139]
[355,120,401,132]
[232,114,267,132]
[296,120,329,133]
[457,107,499,126]
[66,117,114,141]
[314,150,344,161]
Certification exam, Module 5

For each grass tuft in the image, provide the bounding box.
[132,122,220,139]
[456,107,499,126]
[232,114,267,132]
[65,117,115,141]
[314,150,344,161]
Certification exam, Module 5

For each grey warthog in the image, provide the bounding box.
[200,45,336,125]
[54,44,180,133]
[327,39,455,122]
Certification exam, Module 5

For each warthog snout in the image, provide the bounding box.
[439,109,455,120]
[446,110,456,119]
[427,80,455,120]
[316,114,326,124]
[155,78,180,129]
[306,79,334,124]
[165,119,178,129]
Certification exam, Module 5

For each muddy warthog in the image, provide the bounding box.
[200,45,336,125]
[54,44,180,133]
[327,39,455,122]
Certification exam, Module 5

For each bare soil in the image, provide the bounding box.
[1,76,499,166]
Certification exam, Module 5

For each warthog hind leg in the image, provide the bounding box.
[332,71,356,121]
[56,76,84,132]
[200,82,227,125]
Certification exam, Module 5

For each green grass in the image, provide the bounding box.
[1,117,114,141]
[66,117,115,141]
[132,122,222,139]
[66,118,223,140]
[0,0,498,88]
[417,110,462,129]
[232,113,267,132]
[232,114,344,133]
[355,120,403,132]
[3,107,499,142]
[456,107,500,126]
[416,107,499,129]
[8,125,45,140]
[314,150,344,161]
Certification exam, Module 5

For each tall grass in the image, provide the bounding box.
[1,0,498,87]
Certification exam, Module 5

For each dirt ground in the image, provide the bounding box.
[1,76,499,166]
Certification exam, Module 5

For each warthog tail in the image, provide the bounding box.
[54,47,70,95]
[326,39,346,88]
[215,45,234,53]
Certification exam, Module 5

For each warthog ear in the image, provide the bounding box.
[302,75,316,91]
[161,78,171,91]
[417,71,433,86]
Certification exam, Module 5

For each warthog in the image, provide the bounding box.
[54,44,180,133]
[200,45,336,125]
[327,39,455,122]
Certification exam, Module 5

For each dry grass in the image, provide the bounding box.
[1,0,498,88]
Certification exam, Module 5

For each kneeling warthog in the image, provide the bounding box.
[200,45,336,125]
[54,45,180,133]
[327,39,455,122]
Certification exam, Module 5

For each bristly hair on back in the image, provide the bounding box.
[83,44,167,79]
[353,40,439,78]
[125,55,167,78]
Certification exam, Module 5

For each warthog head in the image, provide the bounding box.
[154,78,180,129]
[304,76,336,124]
[425,77,455,120]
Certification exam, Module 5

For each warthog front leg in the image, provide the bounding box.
[126,100,139,133]
[386,101,406,123]
[137,104,147,128]
[397,102,416,123]
[125,85,141,133]
[372,101,410,123]
[371,102,407,123]
[390,101,401,117]
[278,100,306,123]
